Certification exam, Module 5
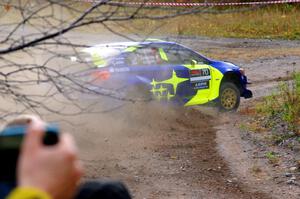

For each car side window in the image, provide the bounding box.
[163,46,206,65]
[125,47,163,66]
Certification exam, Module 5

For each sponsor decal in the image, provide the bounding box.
[150,70,188,100]
[189,69,211,89]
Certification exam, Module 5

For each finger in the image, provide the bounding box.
[4,114,39,127]
[21,117,46,153]
[68,162,83,199]
[58,133,78,161]
[74,160,84,181]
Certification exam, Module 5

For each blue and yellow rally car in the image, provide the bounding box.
[76,40,252,111]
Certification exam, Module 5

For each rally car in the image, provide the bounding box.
[73,40,252,111]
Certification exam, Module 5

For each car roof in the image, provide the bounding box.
[91,40,178,49]
[82,40,180,55]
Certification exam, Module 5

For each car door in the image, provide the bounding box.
[183,64,212,106]
[162,44,214,106]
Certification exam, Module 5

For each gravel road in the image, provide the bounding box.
[60,34,300,198]
[1,30,300,198]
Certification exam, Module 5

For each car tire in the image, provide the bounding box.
[218,82,240,112]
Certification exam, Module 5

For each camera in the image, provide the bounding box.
[0,124,59,197]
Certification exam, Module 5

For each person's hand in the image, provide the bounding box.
[17,117,83,199]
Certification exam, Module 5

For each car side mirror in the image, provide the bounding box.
[191,59,197,67]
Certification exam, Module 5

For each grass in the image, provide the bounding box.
[3,3,300,40]
[121,5,300,40]
[265,151,279,164]
[256,72,300,135]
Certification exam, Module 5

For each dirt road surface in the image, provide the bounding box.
[67,102,271,199]
[1,32,300,198]
[58,35,299,198]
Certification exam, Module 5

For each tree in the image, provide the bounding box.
[0,0,260,120]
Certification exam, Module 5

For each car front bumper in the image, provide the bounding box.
[242,89,253,99]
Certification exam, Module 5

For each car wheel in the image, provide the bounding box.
[218,82,240,112]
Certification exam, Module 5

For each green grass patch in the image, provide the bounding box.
[265,151,279,164]
[256,72,300,135]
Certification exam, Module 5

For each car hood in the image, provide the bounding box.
[209,60,240,74]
